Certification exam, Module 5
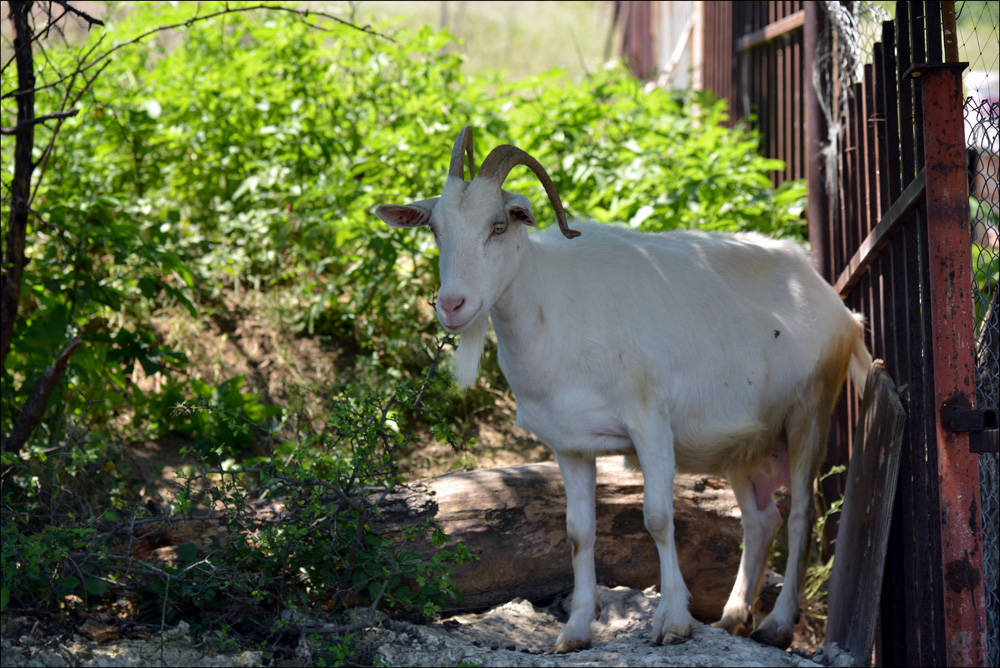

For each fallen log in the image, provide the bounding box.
[372,459,744,621]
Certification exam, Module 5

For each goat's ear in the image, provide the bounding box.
[502,192,538,227]
[375,197,439,229]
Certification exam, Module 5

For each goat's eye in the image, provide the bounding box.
[491,221,508,236]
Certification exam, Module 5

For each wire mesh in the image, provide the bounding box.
[958,1,1000,665]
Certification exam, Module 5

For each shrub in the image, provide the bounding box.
[1,2,804,653]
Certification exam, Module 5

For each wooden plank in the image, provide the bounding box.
[825,361,907,665]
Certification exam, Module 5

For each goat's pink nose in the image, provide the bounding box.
[440,295,466,316]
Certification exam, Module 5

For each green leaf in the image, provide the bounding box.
[57,576,81,597]
[176,542,199,563]
[138,277,158,299]
[368,581,382,601]
[84,577,109,596]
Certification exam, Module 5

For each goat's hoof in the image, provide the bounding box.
[712,613,752,637]
[749,626,793,650]
[553,629,591,653]
[553,636,591,653]
[651,618,693,645]
[652,626,692,645]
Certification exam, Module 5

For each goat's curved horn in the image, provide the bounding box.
[478,145,581,239]
[449,126,476,181]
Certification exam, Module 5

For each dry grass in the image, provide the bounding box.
[322,0,617,83]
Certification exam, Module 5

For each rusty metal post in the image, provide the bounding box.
[918,62,988,667]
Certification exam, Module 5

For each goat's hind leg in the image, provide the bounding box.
[553,452,598,653]
[713,473,782,636]
[751,412,826,649]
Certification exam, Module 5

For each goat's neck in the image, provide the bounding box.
[489,239,548,365]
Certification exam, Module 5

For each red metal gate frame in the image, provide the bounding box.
[704,2,988,663]
[810,3,987,665]
[918,61,987,667]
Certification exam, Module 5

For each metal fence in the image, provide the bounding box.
[703,1,998,665]
[961,5,1000,665]
[816,2,995,665]
[702,1,809,187]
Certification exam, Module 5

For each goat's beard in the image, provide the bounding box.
[452,312,489,388]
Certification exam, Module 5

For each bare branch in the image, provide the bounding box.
[0,5,69,78]
[0,108,78,134]
[31,58,111,202]
[3,337,84,453]
[1,3,390,103]
[51,0,104,28]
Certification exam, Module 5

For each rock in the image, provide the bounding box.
[75,619,119,643]
[373,586,822,668]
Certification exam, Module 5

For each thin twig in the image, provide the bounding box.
[0,109,80,135]
[0,6,70,77]
[31,59,111,203]
[51,0,105,28]
[2,1,391,105]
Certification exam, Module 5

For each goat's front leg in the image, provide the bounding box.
[553,452,598,653]
[634,422,694,644]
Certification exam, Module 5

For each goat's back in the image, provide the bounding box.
[521,222,864,473]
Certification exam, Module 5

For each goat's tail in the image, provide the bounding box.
[848,312,874,394]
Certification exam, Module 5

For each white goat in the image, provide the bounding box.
[376,127,872,651]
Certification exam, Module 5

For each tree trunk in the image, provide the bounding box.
[372,459,744,621]
[1,1,36,373]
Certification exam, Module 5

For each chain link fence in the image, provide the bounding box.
[959,1,1000,665]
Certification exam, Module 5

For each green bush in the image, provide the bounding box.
[2,338,472,645]
[1,1,805,649]
[4,4,805,443]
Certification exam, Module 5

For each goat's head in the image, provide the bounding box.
[376,127,580,337]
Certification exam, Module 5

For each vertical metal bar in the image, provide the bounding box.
[941,1,959,63]
[868,49,885,362]
[792,2,802,182]
[748,3,757,124]
[889,5,920,661]
[881,17,903,392]
[839,87,852,277]
[880,1,909,652]
[805,0,829,277]
[894,4,939,665]
[912,4,926,171]
[899,1,916,188]
[777,6,786,184]
[852,81,865,269]
[746,3,756,125]
[764,4,775,185]
[920,62,988,668]
[882,21,903,205]
[731,3,742,126]
[913,8,946,665]
[863,64,877,237]
[926,0,942,65]
[873,44,889,222]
